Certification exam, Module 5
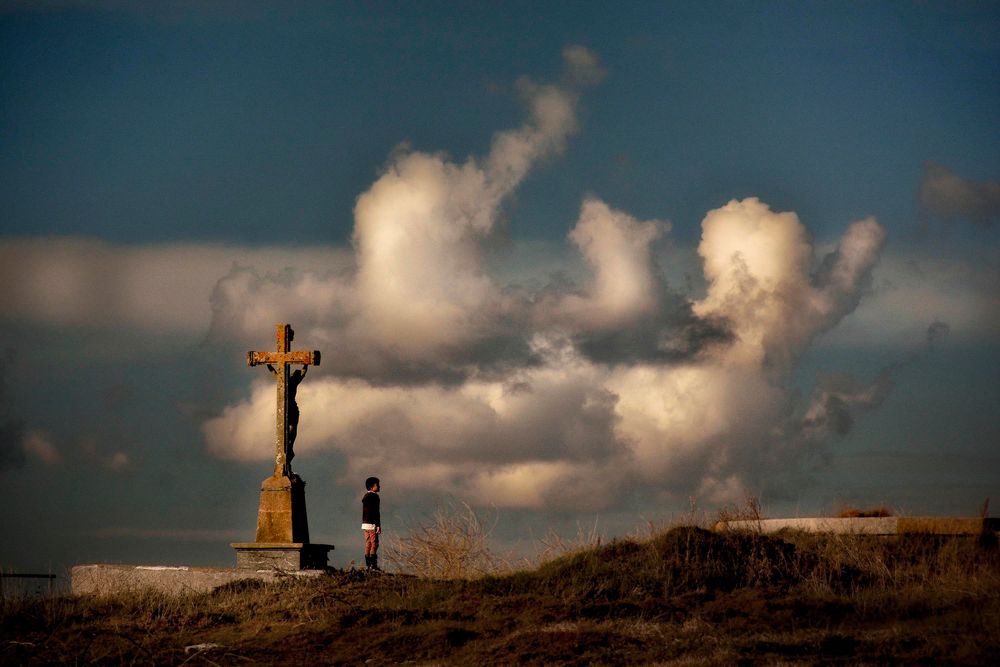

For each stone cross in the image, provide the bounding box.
[247,323,320,477]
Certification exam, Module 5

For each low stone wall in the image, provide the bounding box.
[716,516,999,535]
[70,564,328,597]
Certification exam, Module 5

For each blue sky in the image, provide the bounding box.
[1,1,998,574]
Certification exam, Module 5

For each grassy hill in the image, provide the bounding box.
[3,525,999,665]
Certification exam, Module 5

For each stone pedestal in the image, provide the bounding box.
[230,542,333,571]
[255,474,310,543]
[230,473,333,570]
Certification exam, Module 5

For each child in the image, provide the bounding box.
[361,477,381,571]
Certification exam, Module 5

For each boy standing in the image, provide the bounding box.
[362,477,381,571]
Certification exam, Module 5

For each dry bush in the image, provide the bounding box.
[385,500,505,579]
[715,495,765,530]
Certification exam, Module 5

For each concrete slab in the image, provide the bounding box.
[718,517,899,534]
[715,516,1000,535]
[70,564,330,597]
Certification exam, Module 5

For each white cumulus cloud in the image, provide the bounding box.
[203,188,888,509]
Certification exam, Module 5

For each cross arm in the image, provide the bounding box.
[247,350,321,367]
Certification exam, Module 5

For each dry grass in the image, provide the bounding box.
[715,494,766,527]
[4,512,1000,665]
[535,516,605,565]
[384,500,506,579]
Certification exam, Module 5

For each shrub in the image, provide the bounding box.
[385,500,505,579]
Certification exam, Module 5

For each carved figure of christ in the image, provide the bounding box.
[247,324,321,477]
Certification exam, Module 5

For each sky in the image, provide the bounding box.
[1,1,999,575]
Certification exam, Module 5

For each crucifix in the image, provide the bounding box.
[232,322,332,568]
[247,323,321,478]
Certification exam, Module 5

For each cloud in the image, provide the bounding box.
[799,370,894,440]
[350,57,585,363]
[542,199,731,365]
[204,190,888,509]
[0,238,352,334]
[548,198,667,330]
[204,340,626,511]
[694,198,885,369]
[107,451,131,471]
[817,249,1000,347]
[561,45,608,87]
[23,430,62,465]
[919,161,1000,227]
[206,48,606,381]
[72,434,134,471]
[793,317,954,468]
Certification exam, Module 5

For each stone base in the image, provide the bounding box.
[231,542,333,570]
[256,474,311,543]
[71,563,329,597]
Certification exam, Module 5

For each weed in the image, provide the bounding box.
[715,493,766,529]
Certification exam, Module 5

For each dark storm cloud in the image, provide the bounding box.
[572,286,734,365]
[800,369,895,440]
